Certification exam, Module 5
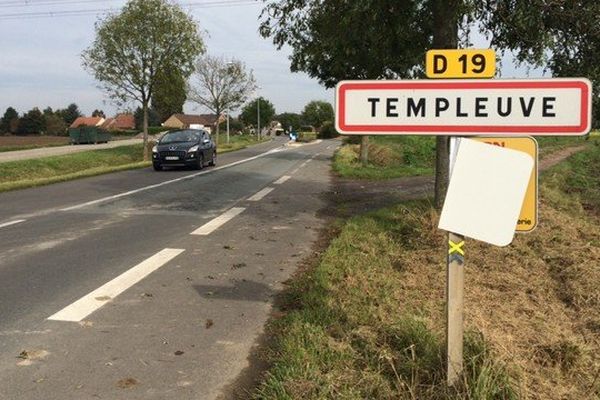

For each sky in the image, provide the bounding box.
[0,0,545,118]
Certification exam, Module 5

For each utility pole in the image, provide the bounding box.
[257,97,261,140]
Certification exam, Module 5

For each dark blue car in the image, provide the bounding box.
[152,129,217,171]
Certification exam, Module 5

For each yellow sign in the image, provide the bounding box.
[426,49,496,78]
[473,136,538,233]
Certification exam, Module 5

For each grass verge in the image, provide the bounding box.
[253,142,600,399]
[0,135,270,193]
[333,136,436,179]
[0,144,149,192]
[217,134,270,153]
[333,135,595,180]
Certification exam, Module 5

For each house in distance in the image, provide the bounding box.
[162,114,223,134]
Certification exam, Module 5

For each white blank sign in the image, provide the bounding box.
[438,139,534,247]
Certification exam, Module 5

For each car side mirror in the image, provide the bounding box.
[203,139,210,144]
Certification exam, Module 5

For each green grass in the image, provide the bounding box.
[333,136,436,179]
[0,144,148,192]
[333,134,597,180]
[252,200,517,399]
[215,134,270,152]
[540,138,600,214]
[535,135,590,157]
[0,135,270,193]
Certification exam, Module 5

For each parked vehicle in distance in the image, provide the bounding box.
[152,129,216,171]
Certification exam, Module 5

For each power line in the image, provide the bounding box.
[0,0,259,19]
[0,0,114,9]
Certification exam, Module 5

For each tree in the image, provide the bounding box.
[82,0,203,160]
[276,112,303,132]
[92,109,106,118]
[239,97,276,133]
[188,55,257,144]
[45,114,68,136]
[134,107,161,131]
[58,103,82,125]
[301,100,334,129]
[152,65,187,123]
[260,0,600,207]
[18,108,45,134]
[218,117,244,134]
[1,107,19,134]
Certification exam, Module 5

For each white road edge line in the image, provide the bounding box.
[273,175,291,185]
[0,219,26,229]
[48,248,185,322]
[248,187,275,202]
[191,207,246,235]
[60,147,286,212]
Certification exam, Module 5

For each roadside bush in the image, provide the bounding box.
[298,132,317,142]
[343,135,362,144]
[318,121,339,139]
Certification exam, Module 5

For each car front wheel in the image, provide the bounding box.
[153,163,163,171]
[196,154,204,170]
[209,151,216,166]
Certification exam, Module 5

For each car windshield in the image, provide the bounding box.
[160,130,201,144]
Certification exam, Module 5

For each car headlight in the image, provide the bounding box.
[188,145,199,153]
[152,145,158,153]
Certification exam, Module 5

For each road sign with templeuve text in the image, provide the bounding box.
[335,78,592,136]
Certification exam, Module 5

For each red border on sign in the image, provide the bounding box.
[337,80,590,135]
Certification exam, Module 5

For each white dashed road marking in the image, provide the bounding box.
[248,187,275,202]
[0,219,26,229]
[273,175,291,185]
[48,248,185,322]
[60,147,285,212]
[190,207,246,235]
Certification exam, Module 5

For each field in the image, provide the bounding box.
[0,135,69,152]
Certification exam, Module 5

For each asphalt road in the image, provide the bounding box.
[0,136,338,399]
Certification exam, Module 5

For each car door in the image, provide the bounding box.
[201,132,212,159]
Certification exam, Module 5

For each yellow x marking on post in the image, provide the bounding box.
[448,240,465,256]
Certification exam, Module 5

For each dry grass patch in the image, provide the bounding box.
[253,142,600,399]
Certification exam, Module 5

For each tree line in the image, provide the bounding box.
[0,103,83,136]
[260,0,600,207]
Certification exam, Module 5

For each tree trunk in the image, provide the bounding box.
[432,0,459,209]
[226,112,230,144]
[215,111,220,147]
[360,135,369,165]
[143,101,149,162]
